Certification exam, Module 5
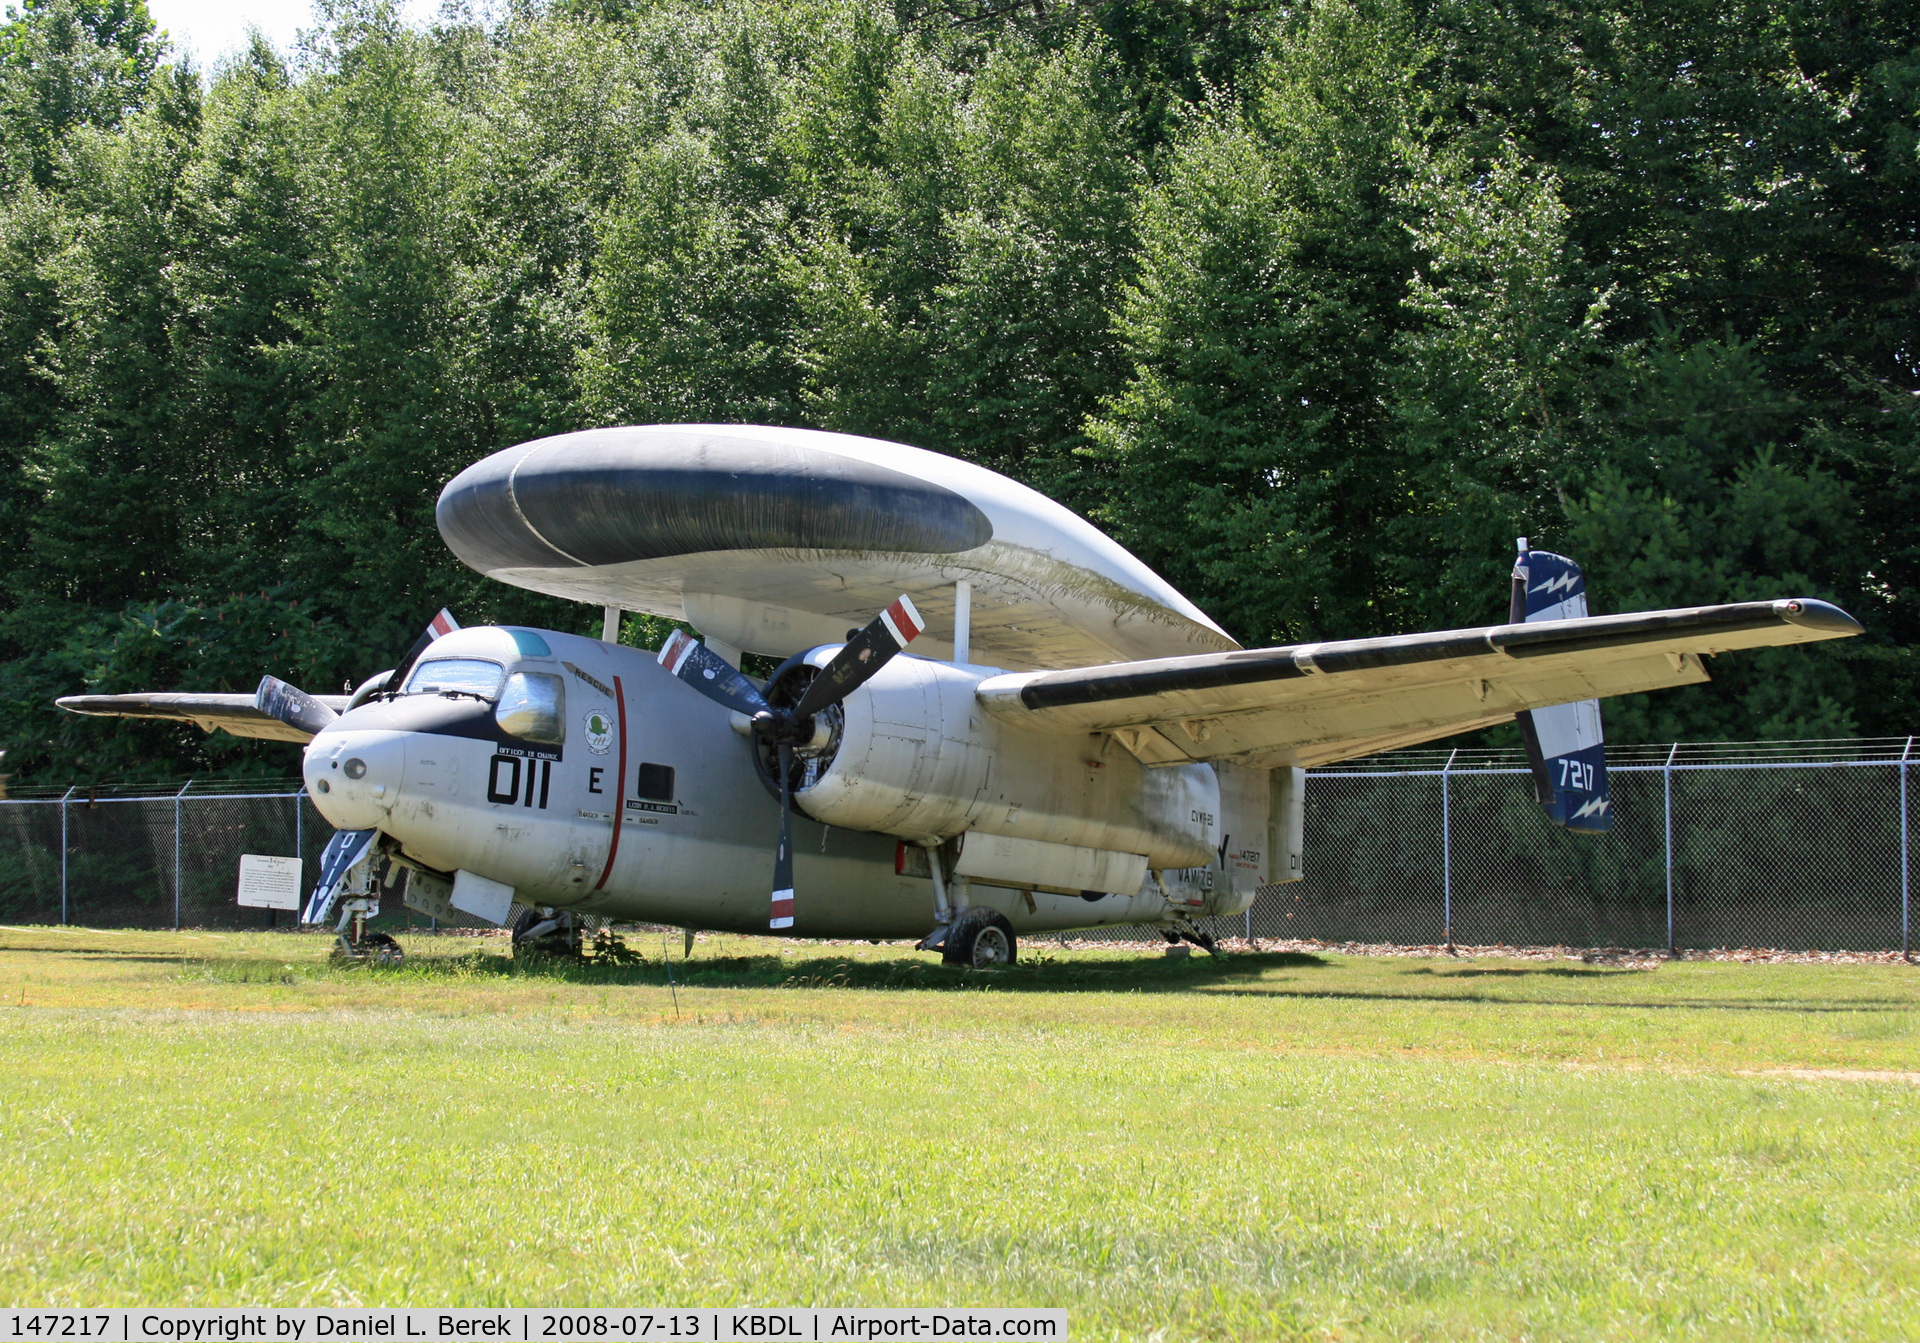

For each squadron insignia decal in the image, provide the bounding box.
[584,710,614,755]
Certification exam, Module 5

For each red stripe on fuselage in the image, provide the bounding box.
[594,675,627,891]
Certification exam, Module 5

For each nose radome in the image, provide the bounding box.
[304,728,410,831]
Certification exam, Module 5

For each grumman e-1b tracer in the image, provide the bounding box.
[59,425,1862,967]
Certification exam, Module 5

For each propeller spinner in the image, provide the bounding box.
[659,596,925,929]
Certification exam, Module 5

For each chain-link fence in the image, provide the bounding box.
[0,780,332,930]
[3,740,1916,949]
[1208,738,1916,953]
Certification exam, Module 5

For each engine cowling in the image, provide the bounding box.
[785,654,989,839]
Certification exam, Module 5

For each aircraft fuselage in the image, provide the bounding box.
[303,625,1260,939]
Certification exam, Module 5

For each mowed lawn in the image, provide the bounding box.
[0,927,1915,1339]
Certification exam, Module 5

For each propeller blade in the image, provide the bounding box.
[790,595,925,721]
[658,631,773,718]
[770,742,795,930]
[255,675,340,737]
[381,608,462,697]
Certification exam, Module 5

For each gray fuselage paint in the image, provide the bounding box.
[301,626,1220,939]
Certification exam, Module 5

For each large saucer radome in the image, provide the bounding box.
[437,424,1236,670]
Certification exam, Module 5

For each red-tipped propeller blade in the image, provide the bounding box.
[790,595,925,721]
[380,608,462,697]
[658,631,774,719]
[255,675,340,736]
[653,598,924,936]
[770,742,795,931]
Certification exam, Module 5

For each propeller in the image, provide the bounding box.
[252,608,462,737]
[248,608,462,934]
[658,595,925,930]
[379,607,462,698]
[255,676,340,736]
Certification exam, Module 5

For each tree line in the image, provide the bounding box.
[2,0,1916,784]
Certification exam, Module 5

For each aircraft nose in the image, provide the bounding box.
[304,727,409,830]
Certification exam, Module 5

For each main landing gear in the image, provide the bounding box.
[941,906,1018,968]
[510,908,646,964]
[908,840,1017,969]
[510,906,585,957]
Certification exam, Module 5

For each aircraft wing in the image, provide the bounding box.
[974,599,1862,769]
[55,692,350,744]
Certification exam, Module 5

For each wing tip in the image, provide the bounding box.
[1776,598,1863,638]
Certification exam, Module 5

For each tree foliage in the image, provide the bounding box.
[1,0,1916,783]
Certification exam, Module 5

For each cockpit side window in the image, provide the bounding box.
[405,658,505,700]
[495,671,565,745]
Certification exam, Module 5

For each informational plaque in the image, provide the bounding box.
[237,853,303,910]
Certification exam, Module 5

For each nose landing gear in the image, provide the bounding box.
[331,898,405,966]
[327,851,406,965]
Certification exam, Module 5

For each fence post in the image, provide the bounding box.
[59,785,74,925]
[1902,736,1913,961]
[173,779,192,931]
[1664,743,1678,955]
[1442,748,1457,953]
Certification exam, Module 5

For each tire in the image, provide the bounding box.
[942,907,1017,969]
[362,932,404,966]
[512,907,582,956]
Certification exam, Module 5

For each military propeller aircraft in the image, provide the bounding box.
[59,425,1863,966]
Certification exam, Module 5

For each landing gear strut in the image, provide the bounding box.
[331,897,404,965]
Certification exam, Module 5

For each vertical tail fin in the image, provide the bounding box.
[1511,539,1613,832]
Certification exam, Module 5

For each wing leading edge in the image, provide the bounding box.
[975,598,1861,769]
[55,692,351,744]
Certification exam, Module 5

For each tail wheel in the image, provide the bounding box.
[943,907,1017,969]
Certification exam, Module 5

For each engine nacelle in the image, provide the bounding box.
[792,654,1219,871]
[794,655,988,839]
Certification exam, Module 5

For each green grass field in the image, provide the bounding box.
[0,926,1915,1338]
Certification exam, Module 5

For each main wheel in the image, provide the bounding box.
[942,907,1017,968]
[510,907,583,956]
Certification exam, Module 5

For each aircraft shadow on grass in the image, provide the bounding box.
[329,945,1335,996]
[260,946,1913,1013]
[15,936,1900,1013]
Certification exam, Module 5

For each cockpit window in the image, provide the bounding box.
[495,672,565,745]
[405,658,505,699]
